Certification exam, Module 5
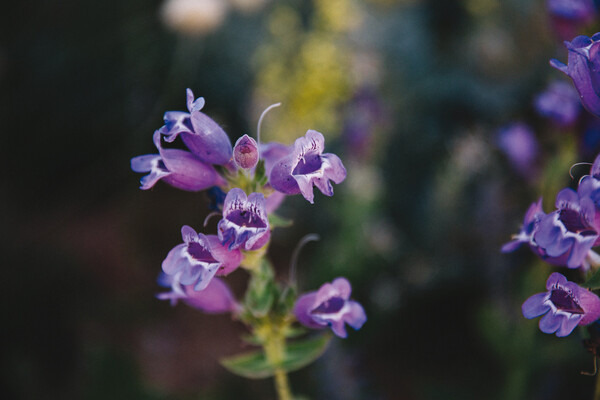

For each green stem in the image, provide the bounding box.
[263,327,293,400]
[595,366,600,400]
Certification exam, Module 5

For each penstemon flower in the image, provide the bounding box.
[157,273,240,314]
[522,272,600,337]
[217,188,270,251]
[269,130,347,203]
[159,88,233,165]
[162,225,242,291]
[551,34,600,118]
[294,277,367,338]
[534,188,598,269]
[131,131,225,191]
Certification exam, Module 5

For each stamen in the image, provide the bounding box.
[256,102,281,154]
[203,211,222,227]
[569,162,593,179]
[289,233,320,287]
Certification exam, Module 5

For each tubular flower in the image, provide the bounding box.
[269,130,346,203]
[533,188,598,268]
[294,277,366,338]
[217,188,270,250]
[158,88,232,165]
[502,198,545,253]
[162,226,242,291]
[522,272,600,337]
[578,153,600,233]
[131,131,224,191]
[157,273,239,314]
[551,34,600,118]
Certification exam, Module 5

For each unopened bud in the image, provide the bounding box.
[233,134,259,170]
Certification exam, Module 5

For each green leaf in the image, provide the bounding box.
[220,334,332,379]
[583,268,600,290]
[268,213,293,229]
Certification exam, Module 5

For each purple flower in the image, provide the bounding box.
[162,226,243,291]
[158,89,232,165]
[551,34,600,118]
[577,153,600,234]
[294,277,366,338]
[269,130,347,203]
[495,123,539,179]
[233,134,259,170]
[217,188,270,250]
[131,131,225,191]
[548,0,596,40]
[157,273,239,314]
[502,198,545,253]
[522,272,600,336]
[534,81,581,126]
[534,188,598,268]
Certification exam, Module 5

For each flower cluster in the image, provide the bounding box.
[131,89,364,344]
[504,154,600,336]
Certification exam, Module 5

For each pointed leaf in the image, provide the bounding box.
[220,334,332,379]
[268,213,293,228]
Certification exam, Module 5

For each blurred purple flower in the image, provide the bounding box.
[157,273,239,314]
[534,188,598,268]
[158,89,232,165]
[294,277,366,338]
[495,123,539,179]
[551,34,600,118]
[534,81,581,126]
[217,188,270,250]
[131,131,225,191]
[233,134,259,170]
[269,130,346,203]
[502,198,545,253]
[522,272,600,336]
[548,0,596,40]
[162,226,243,291]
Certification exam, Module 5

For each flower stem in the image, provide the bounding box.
[595,366,600,400]
[262,326,293,400]
[273,367,293,400]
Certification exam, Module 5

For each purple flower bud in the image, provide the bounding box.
[269,130,347,204]
[551,33,600,118]
[294,277,366,338]
[233,134,259,170]
[495,123,539,179]
[522,272,600,337]
[162,226,243,291]
[533,188,598,268]
[217,188,270,250]
[158,89,233,165]
[157,273,239,314]
[534,81,581,126]
[131,131,225,191]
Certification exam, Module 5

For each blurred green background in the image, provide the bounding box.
[3,0,600,398]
